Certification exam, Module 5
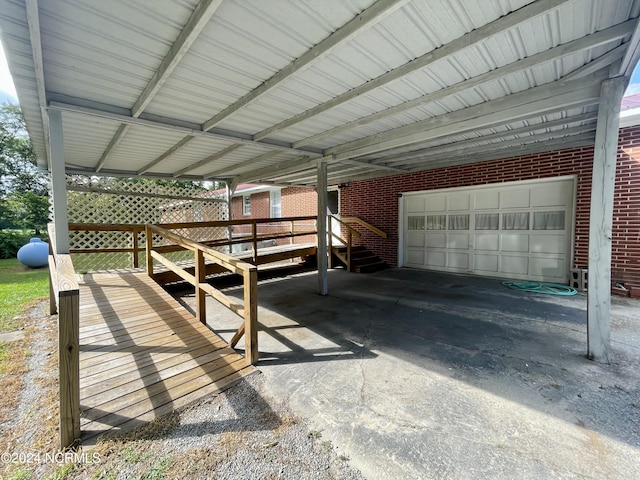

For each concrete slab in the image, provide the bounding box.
[192,268,640,479]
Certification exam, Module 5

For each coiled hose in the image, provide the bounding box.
[502,281,577,296]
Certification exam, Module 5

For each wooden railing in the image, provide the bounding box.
[68,217,317,270]
[145,224,259,365]
[328,216,387,272]
[48,223,80,449]
[68,223,145,268]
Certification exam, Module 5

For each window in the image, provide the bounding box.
[533,211,565,230]
[502,212,529,230]
[475,213,499,230]
[408,216,425,230]
[243,195,251,216]
[270,190,281,218]
[426,215,446,230]
[448,214,469,230]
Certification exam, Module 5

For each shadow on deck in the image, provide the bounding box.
[77,272,257,444]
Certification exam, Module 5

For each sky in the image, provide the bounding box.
[0,44,18,104]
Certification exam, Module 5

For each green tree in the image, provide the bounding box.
[0,102,49,232]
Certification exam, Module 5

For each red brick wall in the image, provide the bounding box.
[231,187,317,245]
[340,125,640,288]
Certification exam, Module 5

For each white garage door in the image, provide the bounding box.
[401,177,575,283]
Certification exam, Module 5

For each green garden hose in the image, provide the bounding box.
[502,281,577,296]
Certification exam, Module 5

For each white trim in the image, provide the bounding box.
[400,175,578,198]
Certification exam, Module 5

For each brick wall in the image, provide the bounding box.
[340,125,640,289]
[231,187,317,245]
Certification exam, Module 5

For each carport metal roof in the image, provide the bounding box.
[1,0,640,187]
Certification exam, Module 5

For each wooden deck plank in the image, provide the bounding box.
[78,272,256,443]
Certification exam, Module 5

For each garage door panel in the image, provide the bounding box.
[447,252,469,269]
[448,193,470,211]
[531,185,569,207]
[502,189,530,208]
[447,233,469,249]
[407,197,425,213]
[407,250,425,265]
[426,196,446,212]
[501,256,529,274]
[427,251,445,267]
[475,254,499,272]
[531,235,565,254]
[530,257,563,277]
[407,232,425,247]
[475,234,499,251]
[501,234,529,252]
[427,233,446,248]
[475,190,499,209]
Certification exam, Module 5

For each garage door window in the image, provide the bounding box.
[408,216,425,230]
[427,215,446,230]
[475,213,499,230]
[502,212,529,230]
[533,211,565,230]
[448,214,469,230]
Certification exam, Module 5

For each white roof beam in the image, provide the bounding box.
[47,99,323,158]
[172,143,243,177]
[203,150,281,179]
[337,158,409,173]
[406,134,596,172]
[24,0,50,169]
[201,0,408,132]
[332,136,595,185]
[253,0,571,142]
[238,156,326,185]
[294,20,634,149]
[137,136,195,175]
[377,112,598,166]
[393,127,597,168]
[330,75,604,161]
[616,16,640,77]
[563,44,627,81]
[95,0,223,171]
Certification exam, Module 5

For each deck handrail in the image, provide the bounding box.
[68,217,317,269]
[48,223,80,449]
[145,224,259,365]
[328,216,386,272]
[337,216,387,238]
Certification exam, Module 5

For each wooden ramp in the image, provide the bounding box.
[77,272,256,444]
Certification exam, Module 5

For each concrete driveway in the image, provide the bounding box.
[200,267,640,479]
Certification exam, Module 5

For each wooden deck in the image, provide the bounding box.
[77,271,256,443]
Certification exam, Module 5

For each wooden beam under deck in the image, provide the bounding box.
[78,272,256,444]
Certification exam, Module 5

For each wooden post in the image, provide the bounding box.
[49,109,70,254]
[48,240,57,315]
[195,249,206,325]
[347,229,352,272]
[132,227,140,268]
[251,222,258,264]
[145,225,154,276]
[317,159,328,295]
[290,220,294,245]
[243,267,258,365]
[587,76,626,363]
[58,289,80,448]
[328,216,333,269]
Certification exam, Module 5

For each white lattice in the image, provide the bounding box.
[63,175,229,272]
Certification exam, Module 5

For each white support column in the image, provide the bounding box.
[317,160,329,295]
[587,76,626,363]
[49,109,70,254]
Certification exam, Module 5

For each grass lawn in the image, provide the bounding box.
[0,258,49,332]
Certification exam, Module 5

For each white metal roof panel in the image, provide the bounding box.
[1,0,639,186]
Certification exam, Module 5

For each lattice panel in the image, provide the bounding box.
[64,175,228,272]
